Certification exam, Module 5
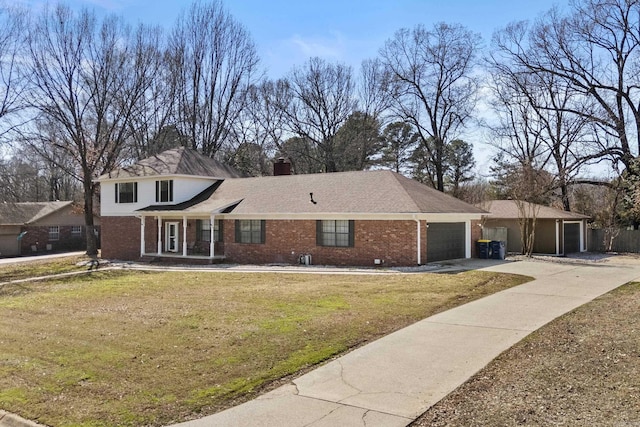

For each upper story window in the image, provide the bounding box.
[115,182,138,204]
[317,220,354,247]
[156,179,174,203]
[235,219,265,244]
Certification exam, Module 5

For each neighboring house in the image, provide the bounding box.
[97,147,486,266]
[0,201,97,257]
[477,200,589,255]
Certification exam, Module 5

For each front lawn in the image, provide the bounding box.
[0,255,91,283]
[0,269,529,426]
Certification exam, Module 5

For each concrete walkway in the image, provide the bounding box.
[172,259,640,427]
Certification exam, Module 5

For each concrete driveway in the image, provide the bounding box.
[172,258,640,427]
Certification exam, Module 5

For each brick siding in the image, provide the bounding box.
[101,216,141,260]
[19,225,93,254]
[224,219,426,267]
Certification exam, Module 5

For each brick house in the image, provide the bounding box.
[0,201,98,257]
[97,147,486,266]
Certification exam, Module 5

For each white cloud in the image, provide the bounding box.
[288,31,347,60]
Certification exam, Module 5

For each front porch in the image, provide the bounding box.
[139,214,225,261]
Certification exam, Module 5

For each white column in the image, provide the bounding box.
[182,216,188,256]
[415,218,421,265]
[157,216,162,254]
[465,220,472,258]
[140,216,146,256]
[556,220,561,255]
[210,215,215,258]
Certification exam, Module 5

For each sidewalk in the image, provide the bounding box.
[172,259,640,427]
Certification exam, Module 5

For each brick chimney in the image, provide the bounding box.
[273,157,291,176]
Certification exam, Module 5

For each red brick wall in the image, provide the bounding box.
[101,216,141,260]
[223,219,425,267]
[20,225,90,254]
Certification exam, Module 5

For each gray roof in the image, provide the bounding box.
[478,200,589,220]
[0,201,73,225]
[141,170,487,216]
[97,147,243,180]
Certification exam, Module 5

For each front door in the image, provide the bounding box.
[165,222,179,253]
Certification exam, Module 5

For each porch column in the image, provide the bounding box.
[465,220,472,258]
[210,214,215,258]
[140,216,145,256]
[182,216,188,256]
[556,220,561,255]
[157,216,162,254]
[415,218,421,265]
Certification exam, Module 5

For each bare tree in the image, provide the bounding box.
[0,3,27,139]
[277,57,357,172]
[26,5,161,255]
[380,22,481,191]
[489,19,613,211]
[498,1,640,173]
[169,0,260,157]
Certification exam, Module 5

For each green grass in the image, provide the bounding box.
[0,268,530,426]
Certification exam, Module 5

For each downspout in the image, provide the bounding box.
[414,216,421,265]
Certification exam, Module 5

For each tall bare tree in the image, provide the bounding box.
[489,19,616,211]
[26,5,162,255]
[169,0,260,157]
[278,57,357,172]
[380,22,481,191]
[0,3,27,139]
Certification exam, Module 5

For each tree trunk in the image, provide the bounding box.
[83,174,98,256]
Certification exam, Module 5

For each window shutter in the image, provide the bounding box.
[169,180,174,201]
[348,220,355,247]
[115,183,118,203]
[316,220,322,246]
[235,220,240,243]
[218,220,224,242]
[133,182,138,203]
[260,220,266,244]
[155,181,159,202]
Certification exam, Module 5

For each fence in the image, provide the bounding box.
[589,228,640,253]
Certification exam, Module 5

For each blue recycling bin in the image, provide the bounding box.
[490,240,506,260]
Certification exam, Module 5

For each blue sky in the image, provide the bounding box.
[30,0,570,78]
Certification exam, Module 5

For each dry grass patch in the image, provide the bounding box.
[0,269,529,426]
[414,281,640,427]
[0,255,91,283]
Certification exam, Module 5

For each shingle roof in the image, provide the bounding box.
[0,201,73,225]
[140,170,486,216]
[478,200,589,220]
[97,147,243,180]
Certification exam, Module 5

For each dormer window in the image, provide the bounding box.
[115,182,138,203]
[156,180,174,203]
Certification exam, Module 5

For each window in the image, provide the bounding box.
[115,182,138,203]
[196,219,223,242]
[71,226,82,236]
[48,226,60,241]
[155,179,174,203]
[317,220,354,247]
[235,220,265,244]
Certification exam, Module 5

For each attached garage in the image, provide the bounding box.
[0,226,21,257]
[427,222,466,262]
